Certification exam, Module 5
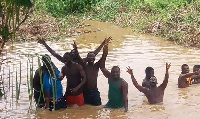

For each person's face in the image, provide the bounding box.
[70,50,77,62]
[111,67,120,79]
[182,66,189,74]
[193,67,199,73]
[149,76,157,86]
[87,53,95,64]
[147,70,154,78]
[64,54,71,65]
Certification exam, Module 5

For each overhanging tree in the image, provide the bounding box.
[0,0,34,54]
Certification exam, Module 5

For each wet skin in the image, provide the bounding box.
[100,44,128,112]
[61,54,87,96]
[178,65,199,88]
[127,63,170,104]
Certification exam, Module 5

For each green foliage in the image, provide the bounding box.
[37,0,100,17]
[0,0,34,53]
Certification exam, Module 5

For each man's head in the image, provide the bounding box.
[63,52,71,65]
[111,66,120,79]
[181,64,189,74]
[193,65,200,72]
[145,67,154,79]
[86,52,95,65]
[69,49,78,63]
[149,76,158,87]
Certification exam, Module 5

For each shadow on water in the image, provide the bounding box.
[1,20,200,118]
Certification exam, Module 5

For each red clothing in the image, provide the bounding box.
[66,93,84,106]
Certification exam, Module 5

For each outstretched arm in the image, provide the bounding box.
[72,41,85,66]
[179,71,200,81]
[191,74,200,84]
[127,67,148,93]
[159,63,171,90]
[121,81,128,112]
[93,37,112,56]
[38,38,65,63]
[97,37,112,64]
[100,42,111,79]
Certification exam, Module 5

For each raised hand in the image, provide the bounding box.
[37,37,46,45]
[126,66,133,75]
[166,62,171,71]
[72,40,78,49]
[104,36,112,46]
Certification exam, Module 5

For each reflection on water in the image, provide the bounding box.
[1,20,200,118]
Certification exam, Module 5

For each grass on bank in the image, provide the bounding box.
[22,0,200,47]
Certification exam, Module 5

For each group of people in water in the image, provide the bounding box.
[33,37,200,112]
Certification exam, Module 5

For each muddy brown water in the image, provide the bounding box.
[1,20,200,119]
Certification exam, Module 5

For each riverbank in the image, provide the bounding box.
[17,0,200,48]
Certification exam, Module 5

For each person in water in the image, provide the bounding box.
[127,63,171,104]
[72,37,112,106]
[60,52,87,107]
[42,55,66,110]
[178,64,200,88]
[142,67,154,89]
[100,43,128,112]
[191,65,200,84]
[33,54,50,108]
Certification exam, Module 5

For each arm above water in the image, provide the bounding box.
[159,63,171,90]
[38,38,65,63]
[127,67,148,93]
[100,44,111,80]
[72,41,85,66]
[93,37,112,56]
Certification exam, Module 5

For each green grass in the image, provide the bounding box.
[34,0,200,47]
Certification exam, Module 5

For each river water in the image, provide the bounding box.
[0,20,200,119]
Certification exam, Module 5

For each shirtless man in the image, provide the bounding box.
[178,64,200,88]
[73,37,112,106]
[191,65,200,84]
[60,52,87,106]
[100,43,128,112]
[37,38,107,63]
[127,63,171,104]
[142,67,154,89]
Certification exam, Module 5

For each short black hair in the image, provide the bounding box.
[181,64,188,70]
[145,67,154,74]
[194,65,200,69]
[111,66,120,71]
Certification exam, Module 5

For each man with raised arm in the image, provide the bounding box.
[127,63,171,104]
[100,43,128,112]
[37,37,108,63]
[73,37,112,106]
[178,64,200,88]
[59,52,87,107]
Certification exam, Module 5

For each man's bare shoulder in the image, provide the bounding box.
[121,79,128,87]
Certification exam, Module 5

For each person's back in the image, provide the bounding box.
[33,66,45,108]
